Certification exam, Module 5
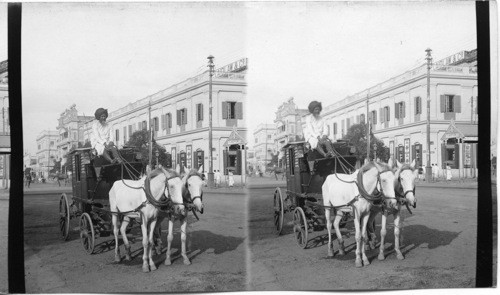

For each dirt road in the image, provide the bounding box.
[23,191,247,293]
[248,185,478,290]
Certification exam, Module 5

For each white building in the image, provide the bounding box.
[251,123,276,171]
[0,60,9,188]
[56,104,94,161]
[106,58,248,176]
[315,49,478,178]
[274,97,308,151]
[35,130,59,178]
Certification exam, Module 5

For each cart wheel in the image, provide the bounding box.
[80,213,95,254]
[59,193,70,241]
[273,188,284,235]
[293,207,308,249]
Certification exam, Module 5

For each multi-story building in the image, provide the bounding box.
[56,104,94,160]
[274,97,308,151]
[252,123,276,171]
[35,130,59,178]
[0,60,9,188]
[107,58,248,176]
[315,49,478,178]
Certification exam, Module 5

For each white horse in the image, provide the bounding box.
[109,165,185,272]
[322,160,397,267]
[154,166,205,266]
[367,159,418,260]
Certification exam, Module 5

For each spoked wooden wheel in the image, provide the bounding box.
[59,193,70,241]
[293,207,308,249]
[80,213,95,254]
[273,188,284,235]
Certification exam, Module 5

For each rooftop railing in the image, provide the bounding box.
[110,70,246,118]
[324,64,477,113]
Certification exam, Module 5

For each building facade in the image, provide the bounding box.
[0,60,9,188]
[35,130,59,178]
[251,123,276,172]
[274,97,308,151]
[107,58,248,176]
[316,49,478,178]
[56,104,94,161]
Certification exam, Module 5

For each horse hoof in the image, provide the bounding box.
[150,263,157,271]
[114,256,121,263]
[397,254,405,260]
[363,259,370,266]
[164,259,172,266]
[378,253,385,261]
[183,259,191,265]
[338,250,345,256]
[142,266,150,273]
[355,260,363,268]
[327,251,334,258]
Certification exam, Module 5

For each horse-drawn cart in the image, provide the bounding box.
[58,147,143,254]
[273,140,358,248]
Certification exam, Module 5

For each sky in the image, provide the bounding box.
[245,1,480,140]
[18,2,246,154]
[0,1,496,155]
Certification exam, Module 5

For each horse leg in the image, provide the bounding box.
[325,208,333,257]
[353,209,363,268]
[361,213,370,266]
[119,217,132,261]
[333,211,345,255]
[180,216,191,265]
[378,213,388,260]
[394,211,404,260]
[154,219,163,256]
[148,218,158,271]
[164,219,174,266]
[112,214,121,262]
[141,216,150,272]
[367,211,377,250]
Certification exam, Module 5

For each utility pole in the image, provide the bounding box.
[366,93,370,163]
[425,48,433,182]
[207,55,215,188]
[148,100,153,169]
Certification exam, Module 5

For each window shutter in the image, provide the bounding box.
[402,102,406,118]
[415,97,419,115]
[373,111,377,125]
[394,103,399,119]
[236,150,242,175]
[222,102,228,119]
[168,113,172,128]
[200,104,204,121]
[380,108,384,123]
[183,108,187,124]
[386,106,390,121]
[236,102,243,119]
[475,96,478,114]
[454,95,461,113]
[137,122,141,130]
[177,110,181,125]
[454,143,460,168]
[440,95,445,113]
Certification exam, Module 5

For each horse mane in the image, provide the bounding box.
[148,167,180,179]
[360,161,392,173]
[185,168,203,178]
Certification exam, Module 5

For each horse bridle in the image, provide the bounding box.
[395,166,417,209]
[357,168,396,202]
[184,173,204,214]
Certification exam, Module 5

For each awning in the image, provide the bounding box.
[223,126,247,147]
[441,120,478,141]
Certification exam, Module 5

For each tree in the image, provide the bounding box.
[266,153,279,169]
[342,123,390,163]
[126,130,170,168]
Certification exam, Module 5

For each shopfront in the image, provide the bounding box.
[440,120,478,178]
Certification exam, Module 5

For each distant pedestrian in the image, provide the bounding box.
[446,164,452,181]
[432,164,438,182]
[228,170,235,187]
[214,170,221,187]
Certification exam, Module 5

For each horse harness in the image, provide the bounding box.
[394,166,417,214]
[182,172,205,220]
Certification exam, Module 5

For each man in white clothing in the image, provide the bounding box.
[304,101,334,158]
[91,108,122,164]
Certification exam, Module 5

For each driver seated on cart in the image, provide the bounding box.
[91,108,123,165]
[304,100,335,173]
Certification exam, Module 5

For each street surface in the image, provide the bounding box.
[248,178,487,291]
[21,184,247,293]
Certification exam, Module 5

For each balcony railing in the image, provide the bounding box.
[110,70,246,118]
